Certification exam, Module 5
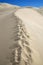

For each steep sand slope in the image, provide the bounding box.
[0,4,20,65]
[15,8,43,65]
[0,3,43,65]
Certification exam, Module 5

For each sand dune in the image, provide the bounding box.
[0,3,43,65]
[15,8,43,65]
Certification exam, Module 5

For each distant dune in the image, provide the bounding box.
[0,3,43,65]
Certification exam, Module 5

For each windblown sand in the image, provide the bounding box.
[0,3,43,65]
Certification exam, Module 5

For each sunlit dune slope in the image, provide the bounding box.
[15,8,43,65]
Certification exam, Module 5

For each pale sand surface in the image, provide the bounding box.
[15,8,43,65]
[0,3,43,65]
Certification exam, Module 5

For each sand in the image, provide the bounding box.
[0,3,43,65]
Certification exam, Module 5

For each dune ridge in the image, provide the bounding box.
[0,3,43,65]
